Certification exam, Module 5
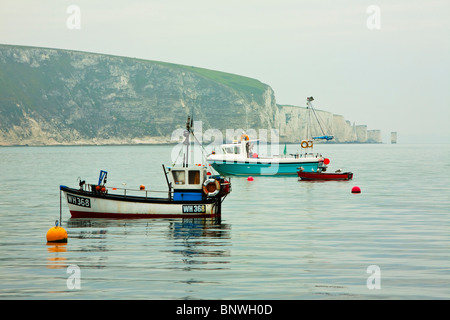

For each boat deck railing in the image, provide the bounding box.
[288,153,324,159]
[82,184,173,199]
[77,180,229,200]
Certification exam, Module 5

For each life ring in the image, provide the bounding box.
[301,140,313,148]
[202,178,221,197]
[240,134,249,141]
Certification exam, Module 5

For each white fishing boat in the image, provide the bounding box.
[60,117,231,219]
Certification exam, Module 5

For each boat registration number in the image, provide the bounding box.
[182,205,206,213]
[67,194,91,208]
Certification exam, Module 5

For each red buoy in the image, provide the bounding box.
[247,176,254,181]
[352,186,361,193]
[324,158,330,165]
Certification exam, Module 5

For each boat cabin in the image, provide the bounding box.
[167,166,209,201]
[168,166,208,189]
[221,140,251,158]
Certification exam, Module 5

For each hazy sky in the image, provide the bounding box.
[1,0,449,143]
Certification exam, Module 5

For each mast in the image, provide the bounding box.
[183,116,191,167]
[306,96,313,140]
[183,115,195,167]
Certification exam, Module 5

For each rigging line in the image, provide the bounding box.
[172,131,209,166]
[187,115,211,162]
[172,140,185,166]
[190,129,221,175]
[191,131,210,163]
[310,105,327,136]
[307,104,312,139]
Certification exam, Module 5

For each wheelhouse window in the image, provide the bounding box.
[188,170,200,184]
[172,170,185,184]
[223,146,240,154]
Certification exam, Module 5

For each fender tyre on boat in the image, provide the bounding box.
[203,178,221,197]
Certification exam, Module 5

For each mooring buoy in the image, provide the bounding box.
[46,220,68,243]
[351,186,361,194]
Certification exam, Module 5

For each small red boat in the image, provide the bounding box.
[298,170,353,181]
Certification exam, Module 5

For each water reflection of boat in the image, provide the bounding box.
[167,218,231,270]
[60,117,231,219]
[167,217,230,240]
[66,217,231,270]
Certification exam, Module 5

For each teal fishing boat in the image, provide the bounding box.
[206,138,325,176]
[206,97,333,176]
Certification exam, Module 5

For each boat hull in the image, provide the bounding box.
[61,186,220,219]
[208,160,321,176]
[297,171,353,181]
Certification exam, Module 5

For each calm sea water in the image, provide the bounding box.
[0,143,449,300]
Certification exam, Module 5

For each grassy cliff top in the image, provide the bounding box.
[0,44,268,99]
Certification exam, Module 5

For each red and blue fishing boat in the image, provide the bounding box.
[59,117,231,219]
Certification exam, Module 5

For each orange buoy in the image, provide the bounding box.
[140,185,145,190]
[46,221,68,243]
